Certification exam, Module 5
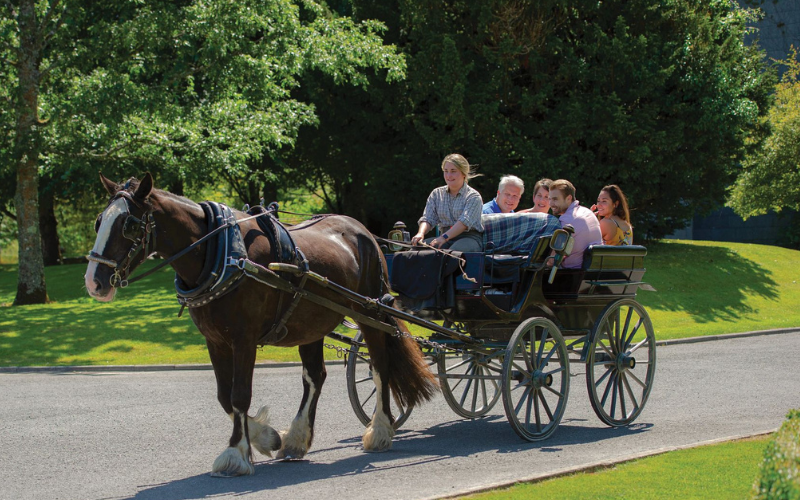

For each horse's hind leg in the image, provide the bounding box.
[208,340,279,477]
[360,326,395,452]
[277,340,327,459]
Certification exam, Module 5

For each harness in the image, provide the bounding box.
[86,191,156,288]
[88,194,310,346]
[174,202,248,311]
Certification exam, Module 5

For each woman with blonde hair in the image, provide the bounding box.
[411,153,484,252]
[593,184,633,245]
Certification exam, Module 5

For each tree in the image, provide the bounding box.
[281,0,775,239]
[728,47,800,222]
[0,0,405,304]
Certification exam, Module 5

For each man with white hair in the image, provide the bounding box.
[482,175,524,214]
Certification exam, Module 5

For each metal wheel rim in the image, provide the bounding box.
[586,299,656,427]
[345,331,412,429]
[437,348,503,418]
[501,318,570,441]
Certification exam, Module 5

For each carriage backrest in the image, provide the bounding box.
[542,244,648,299]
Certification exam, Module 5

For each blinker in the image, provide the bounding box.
[122,215,144,241]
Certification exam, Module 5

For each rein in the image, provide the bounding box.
[86,195,265,289]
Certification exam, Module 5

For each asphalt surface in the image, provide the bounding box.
[2,329,799,500]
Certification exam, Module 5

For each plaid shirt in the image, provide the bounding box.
[419,183,484,233]
[481,212,561,254]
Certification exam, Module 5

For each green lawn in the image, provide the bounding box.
[0,240,798,367]
[462,435,771,500]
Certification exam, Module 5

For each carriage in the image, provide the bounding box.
[330,216,656,441]
[86,173,655,477]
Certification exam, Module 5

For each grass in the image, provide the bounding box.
[639,240,800,339]
[0,240,799,367]
[462,435,771,500]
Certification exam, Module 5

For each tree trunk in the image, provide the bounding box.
[13,0,49,304]
[39,186,62,266]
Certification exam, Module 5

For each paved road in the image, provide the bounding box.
[2,332,799,500]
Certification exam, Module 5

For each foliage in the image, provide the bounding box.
[751,409,800,500]
[2,240,799,365]
[729,47,800,223]
[280,0,774,239]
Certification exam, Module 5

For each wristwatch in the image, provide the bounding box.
[442,233,449,241]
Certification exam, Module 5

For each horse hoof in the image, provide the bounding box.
[276,447,306,460]
[210,470,247,478]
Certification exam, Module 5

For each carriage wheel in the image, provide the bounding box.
[346,331,412,429]
[437,347,503,419]
[586,299,656,427]
[501,318,570,441]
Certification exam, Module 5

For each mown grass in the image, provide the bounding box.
[0,240,798,367]
[462,435,771,500]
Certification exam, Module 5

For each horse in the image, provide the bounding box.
[84,173,438,476]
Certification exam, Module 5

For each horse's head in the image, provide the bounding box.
[84,172,156,302]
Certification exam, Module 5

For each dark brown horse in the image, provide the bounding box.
[84,173,437,476]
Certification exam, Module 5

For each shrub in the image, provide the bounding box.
[752,409,800,499]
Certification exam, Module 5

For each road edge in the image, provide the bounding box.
[2,326,798,374]
[429,430,777,500]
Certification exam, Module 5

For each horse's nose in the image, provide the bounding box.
[92,278,102,293]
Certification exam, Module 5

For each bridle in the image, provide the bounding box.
[86,191,156,288]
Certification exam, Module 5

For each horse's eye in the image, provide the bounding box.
[94,214,102,233]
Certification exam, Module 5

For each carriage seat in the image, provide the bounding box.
[542,244,648,299]
[481,234,553,285]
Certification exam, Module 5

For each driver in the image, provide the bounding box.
[411,153,484,252]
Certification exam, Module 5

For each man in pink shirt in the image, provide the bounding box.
[548,179,602,269]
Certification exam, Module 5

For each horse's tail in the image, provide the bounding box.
[359,230,438,408]
[383,315,439,408]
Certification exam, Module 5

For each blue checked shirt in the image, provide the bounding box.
[419,183,484,233]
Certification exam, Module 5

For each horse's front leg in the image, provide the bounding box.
[277,340,327,459]
[208,340,279,477]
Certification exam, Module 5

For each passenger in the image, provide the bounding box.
[548,179,602,269]
[518,178,552,214]
[592,184,633,245]
[482,175,524,214]
[411,153,485,252]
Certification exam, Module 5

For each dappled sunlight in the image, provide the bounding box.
[638,241,780,324]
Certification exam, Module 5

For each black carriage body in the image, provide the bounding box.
[385,237,649,343]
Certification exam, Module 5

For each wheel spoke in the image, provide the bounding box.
[457,364,476,407]
[628,335,650,355]
[604,320,618,355]
[535,329,547,369]
[618,372,628,418]
[600,369,615,406]
[537,390,555,421]
[621,306,635,349]
[614,308,622,354]
[626,370,647,389]
[621,372,640,413]
[543,384,564,398]
[609,374,619,419]
[515,385,532,415]
[594,366,614,388]
[532,389,542,432]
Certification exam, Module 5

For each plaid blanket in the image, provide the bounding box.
[481,212,561,254]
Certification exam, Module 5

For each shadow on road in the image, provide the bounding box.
[113,416,653,500]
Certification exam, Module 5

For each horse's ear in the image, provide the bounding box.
[134,172,154,201]
[99,173,119,196]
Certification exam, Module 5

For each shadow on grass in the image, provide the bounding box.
[0,262,205,366]
[641,242,779,323]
